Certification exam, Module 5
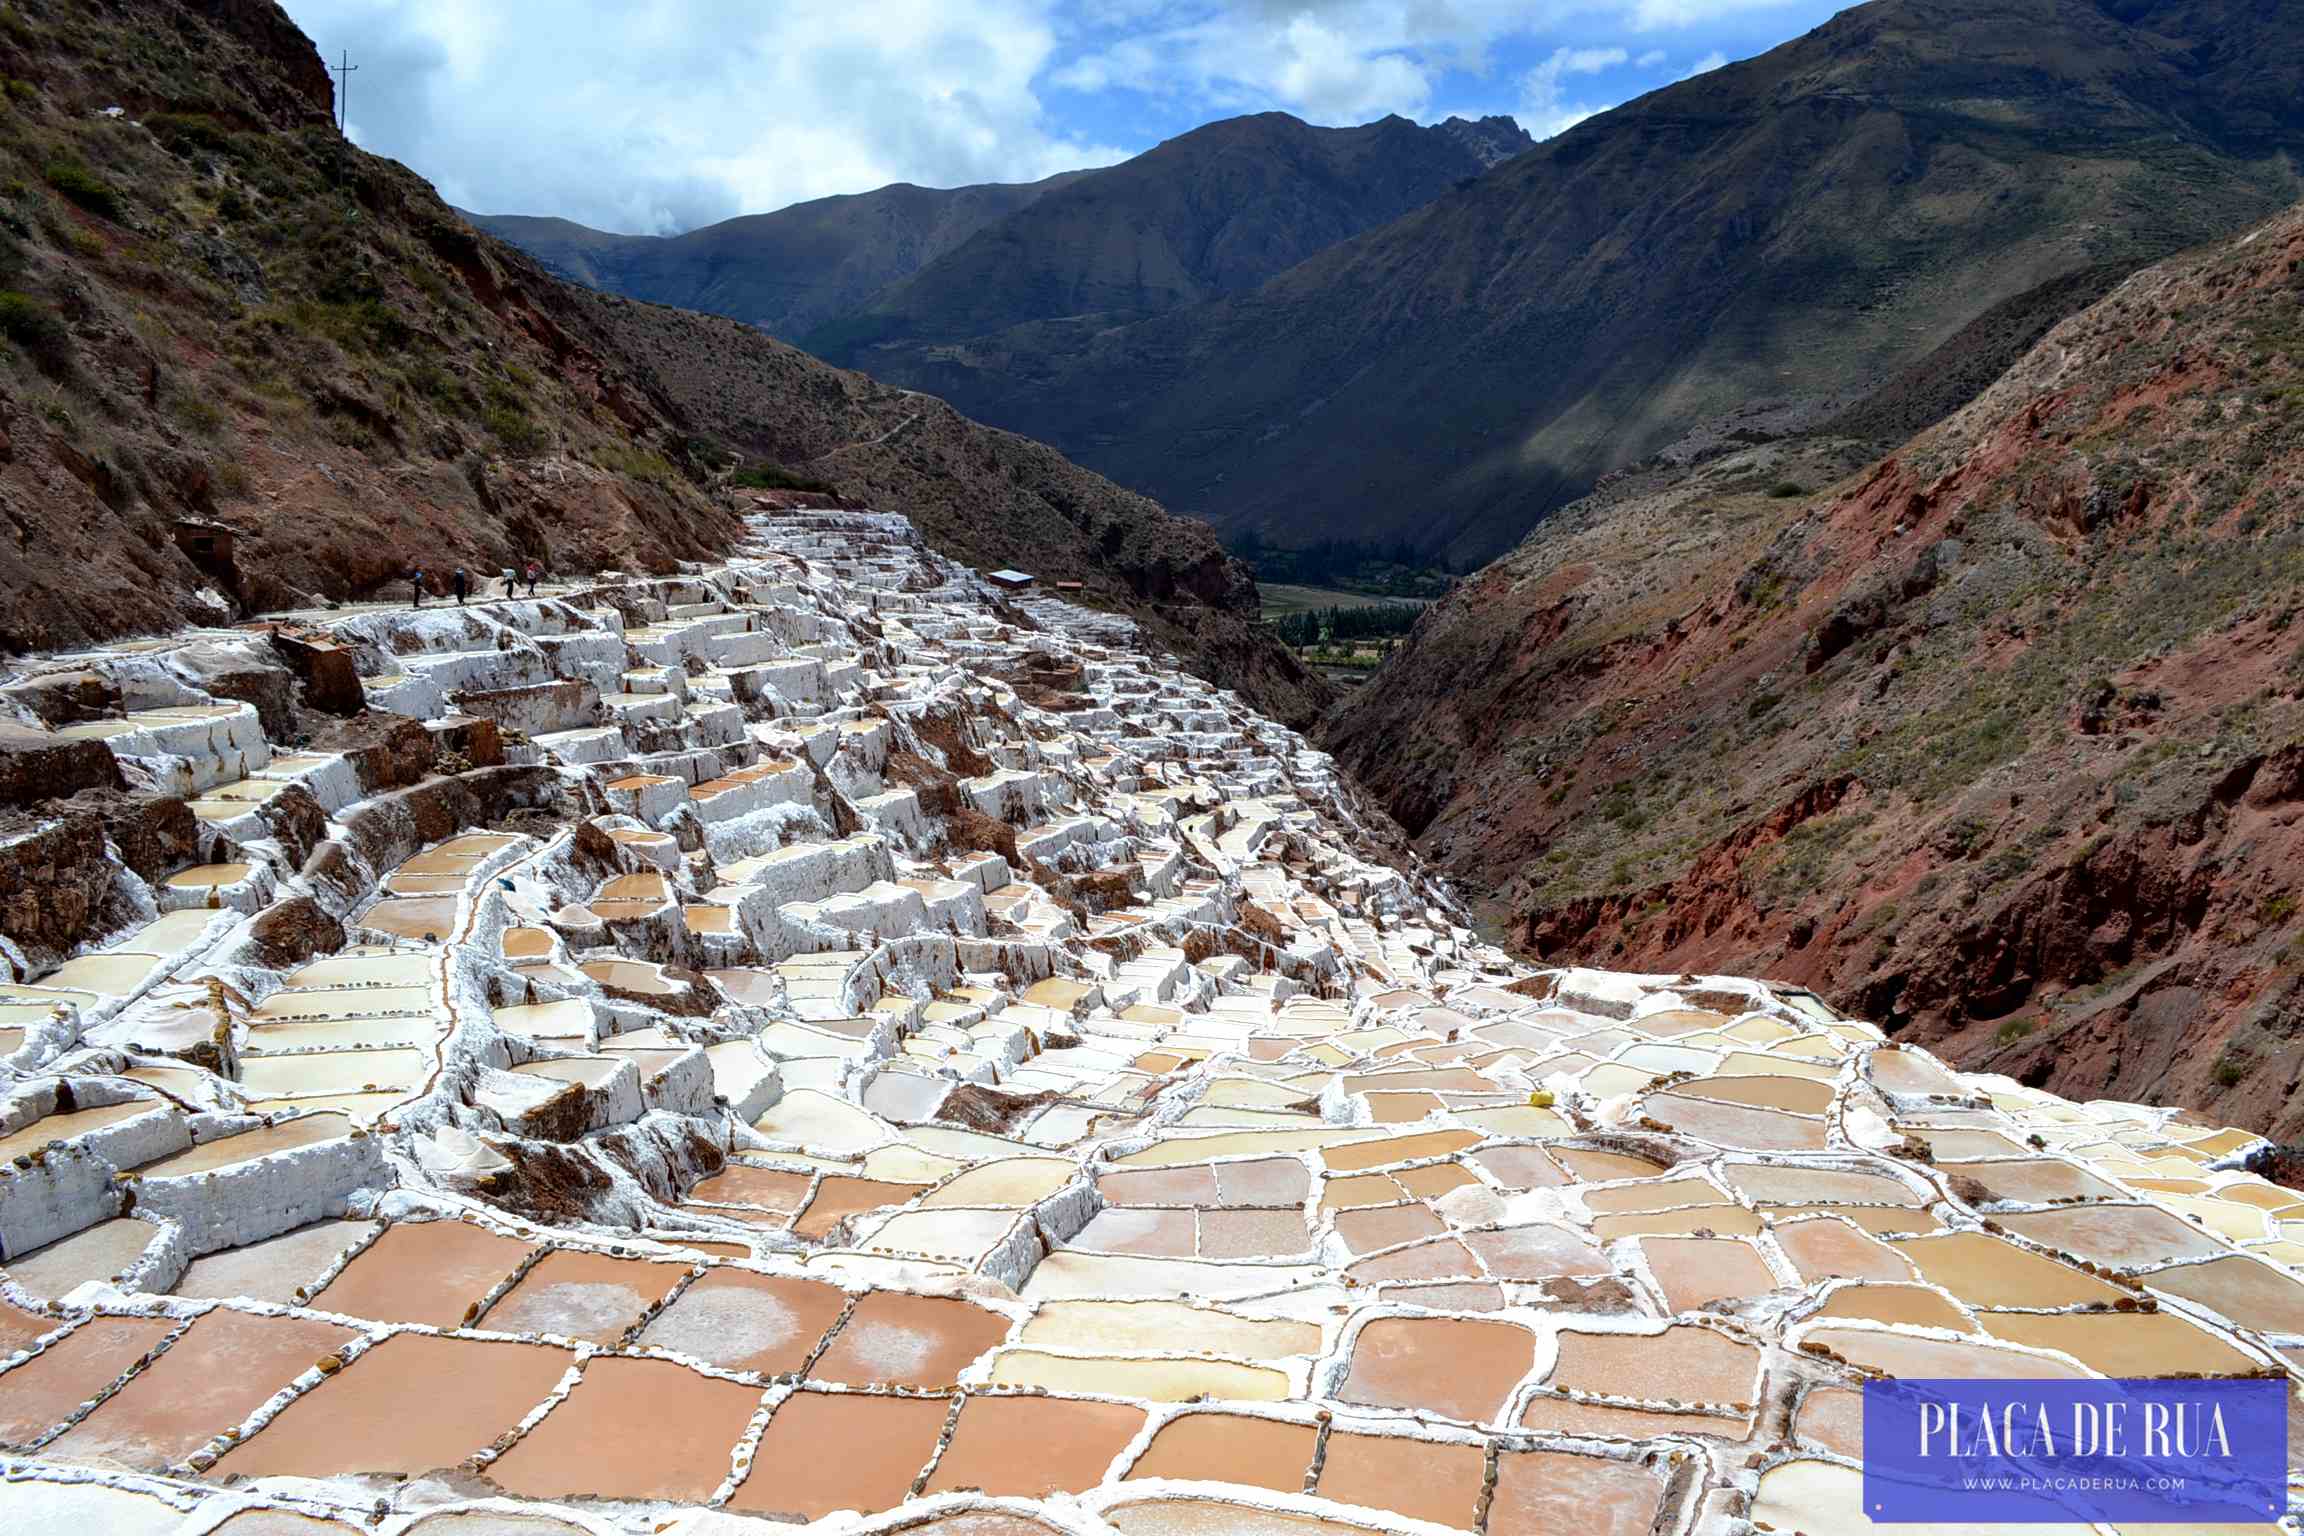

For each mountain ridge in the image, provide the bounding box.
[828,0,2304,563]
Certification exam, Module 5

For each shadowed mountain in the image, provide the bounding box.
[828,0,2304,564]
[465,173,1088,340]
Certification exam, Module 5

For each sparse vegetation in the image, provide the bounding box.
[730,460,834,495]
[43,158,120,219]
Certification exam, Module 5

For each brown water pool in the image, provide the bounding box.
[1774,1218,1919,1284]
[477,1250,684,1343]
[809,1291,1008,1390]
[212,1334,573,1478]
[926,1393,1145,1497]
[1640,1235,1782,1313]
[1315,1430,1484,1529]
[725,1390,949,1520]
[1549,1325,1758,1407]
[636,1268,847,1374]
[309,1220,534,1327]
[0,1315,178,1444]
[48,1308,358,1469]
[486,1354,761,1502]
[792,1176,930,1241]
[1124,1411,1315,1490]
[1489,1450,1663,1536]
[1338,1315,1534,1423]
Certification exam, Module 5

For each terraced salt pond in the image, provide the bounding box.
[4,508,2302,1535]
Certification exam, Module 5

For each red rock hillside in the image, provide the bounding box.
[1325,200,2304,1137]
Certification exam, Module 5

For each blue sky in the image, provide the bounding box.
[280,0,1852,235]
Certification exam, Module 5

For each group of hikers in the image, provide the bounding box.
[407,561,544,607]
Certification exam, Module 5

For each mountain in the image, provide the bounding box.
[828,0,2304,564]
[476,113,1529,360]
[466,172,1088,339]
[1323,197,2304,1133]
[808,113,1533,352]
[0,0,1321,727]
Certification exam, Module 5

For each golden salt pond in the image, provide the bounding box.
[1018,1300,1320,1358]
[253,984,438,1020]
[1,1216,160,1298]
[162,862,251,889]
[1103,1499,1386,1536]
[1799,1326,2091,1381]
[360,896,457,941]
[581,957,682,994]
[0,1098,166,1161]
[172,1220,377,1304]
[1316,1431,1486,1528]
[1809,1282,1977,1331]
[42,950,166,996]
[1548,1325,1757,1406]
[477,1249,683,1343]
[1888,1231,2126,1309]
[2145,1255,2304,1335]
[989,1351,1291,1401]
[1641,1236,1780,1312]
[811,1291,1007,1389]
[1997,1202,2231,1267]
[238,1048,428,1096]
[136,1112,352,1176]
[1982,1310,2259,1376]
[287,949,437,985]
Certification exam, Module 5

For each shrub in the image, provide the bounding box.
[2212,1052,2249,1088]
[0,288,66,367]
[483,404,545,456]
[44,159,121,219]
[145,112,233,157]
[1768,481,1805,498]
[2259,893,2298,927]
[170,392,225,436]
[731,460,834,495]
[1995,1017,2036,1046]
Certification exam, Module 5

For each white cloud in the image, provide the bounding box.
[1517,43,1628,139]
[1680,48,1730,76]
[286,0,1130,232]
[282,0,1816,231]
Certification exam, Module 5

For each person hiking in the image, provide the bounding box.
[502,565,519,598]
[409,566,425,607]
[524,560,541,597]
[451,567,468,606]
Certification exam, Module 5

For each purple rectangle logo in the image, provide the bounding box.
[1863,1377,2287,1524]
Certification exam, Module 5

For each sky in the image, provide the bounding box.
[279,0,1852,236]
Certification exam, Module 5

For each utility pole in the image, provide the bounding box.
[329,49,358,135]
